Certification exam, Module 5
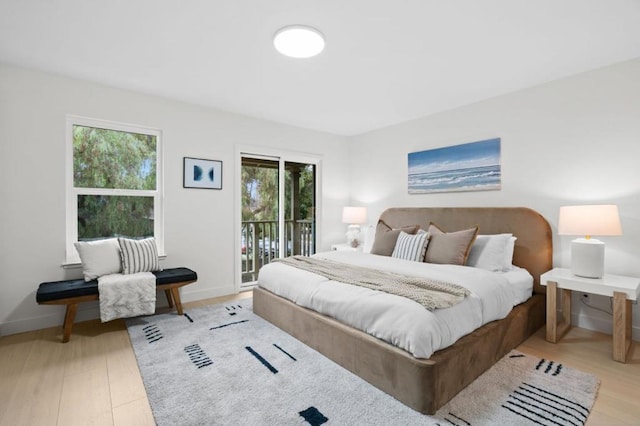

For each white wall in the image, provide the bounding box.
[0,64,350,336]
[349,58,640,340]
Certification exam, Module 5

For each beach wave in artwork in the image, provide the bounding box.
[408,164,501,193]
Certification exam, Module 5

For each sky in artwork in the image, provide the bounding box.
[408,138,501,175]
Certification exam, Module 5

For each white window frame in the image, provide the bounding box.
[64,115,164,265]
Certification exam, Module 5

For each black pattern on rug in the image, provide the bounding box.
[299,406,328,426]
[225,304,243,316]
[440,411,471,425]
[209,319,249,330]
[184,343,213,369]
[536,359,564,376]
[503,382,590,426]
[245,346,278,374]
[142,323,162,343]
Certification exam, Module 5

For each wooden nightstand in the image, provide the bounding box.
[541,267,639,363]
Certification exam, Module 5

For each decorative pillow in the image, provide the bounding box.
[118,237,161,274]
[424,223,478,265]
[466,233,514,271]
[370,220,420,256]
[503,236,517,271]
[361,225,376,254]
[74,238,122,281]
[391,230,430,262]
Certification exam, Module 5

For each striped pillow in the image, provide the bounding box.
[118,237,160,274]
[391,230,430,262]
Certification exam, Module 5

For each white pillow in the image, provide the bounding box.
[74,238,122,281]
[503,236,517,271]
[391,230,429,262]
[466,233,514,272]
[118,237,160,274]
[361,225,376,254]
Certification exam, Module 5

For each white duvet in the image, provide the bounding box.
[257,251,533,359]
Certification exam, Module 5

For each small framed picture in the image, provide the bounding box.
[183,157,223,190]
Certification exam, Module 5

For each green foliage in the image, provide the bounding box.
[73,125,156,189]
[78,195,154,240]
[73,125,157,240]
[241,166,278,222]
[241,164,315,222]
[285,165,314,220]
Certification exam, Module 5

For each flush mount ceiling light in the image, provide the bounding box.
[273,25,325,58]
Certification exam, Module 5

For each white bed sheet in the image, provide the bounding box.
[503,266,534,305]
[257,251,533,359]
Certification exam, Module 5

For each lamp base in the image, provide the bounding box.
[346,224,361,247]
[571,238,604,278]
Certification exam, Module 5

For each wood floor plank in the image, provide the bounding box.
[112,397,155,426]
[58,367,113,426]
[0,330,37,420]
[105,327,148,408]
[62,322,109,376]
[1,328,66,426]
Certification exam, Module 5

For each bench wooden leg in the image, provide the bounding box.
[165,289,174,308]
[170,287,184,315]
[62,303,79,343]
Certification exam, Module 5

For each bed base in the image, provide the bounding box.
[254,286,546,415]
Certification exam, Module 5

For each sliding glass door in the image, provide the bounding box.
[238,151,318,288]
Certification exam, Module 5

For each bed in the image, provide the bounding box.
[254,207,552,414]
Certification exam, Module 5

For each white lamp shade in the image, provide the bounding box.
[342,206,367,224]
[558,205,622,237]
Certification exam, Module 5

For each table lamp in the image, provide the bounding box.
[558,204,622,278]
[342,206,367,247]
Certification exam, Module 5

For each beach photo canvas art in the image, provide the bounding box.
[408,138,501,194]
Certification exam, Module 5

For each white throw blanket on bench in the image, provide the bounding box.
[98,272,156,322]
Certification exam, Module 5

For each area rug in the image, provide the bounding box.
[126,299,599,425]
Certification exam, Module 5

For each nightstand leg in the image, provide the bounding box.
[613,291,632,363]
[546,281,571,343]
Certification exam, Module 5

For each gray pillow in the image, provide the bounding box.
[118,237,161,274]
[424,223,478,265]
[370,220,419,256]
[391,230,430,262]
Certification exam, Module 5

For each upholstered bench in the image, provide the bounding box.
[36,267,197,342]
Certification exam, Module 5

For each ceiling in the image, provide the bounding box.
[1,1,639,136]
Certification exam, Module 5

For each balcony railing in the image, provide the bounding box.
[241,219,315,284]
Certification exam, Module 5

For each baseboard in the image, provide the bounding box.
[2,309,67,337]
[1,285,238,337]
[571,312,640,342]
[180,284,237,303]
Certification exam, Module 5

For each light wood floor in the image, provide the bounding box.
[1,291,638,426]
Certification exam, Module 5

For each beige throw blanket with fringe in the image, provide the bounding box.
[276,256,470,311]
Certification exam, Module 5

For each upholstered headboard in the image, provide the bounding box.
[378,207,553,293]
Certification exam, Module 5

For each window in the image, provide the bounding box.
[65,116,163,264]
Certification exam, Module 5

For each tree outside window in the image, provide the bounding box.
[66,117,162,262]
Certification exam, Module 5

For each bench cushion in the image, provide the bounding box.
[36,267,197,303]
